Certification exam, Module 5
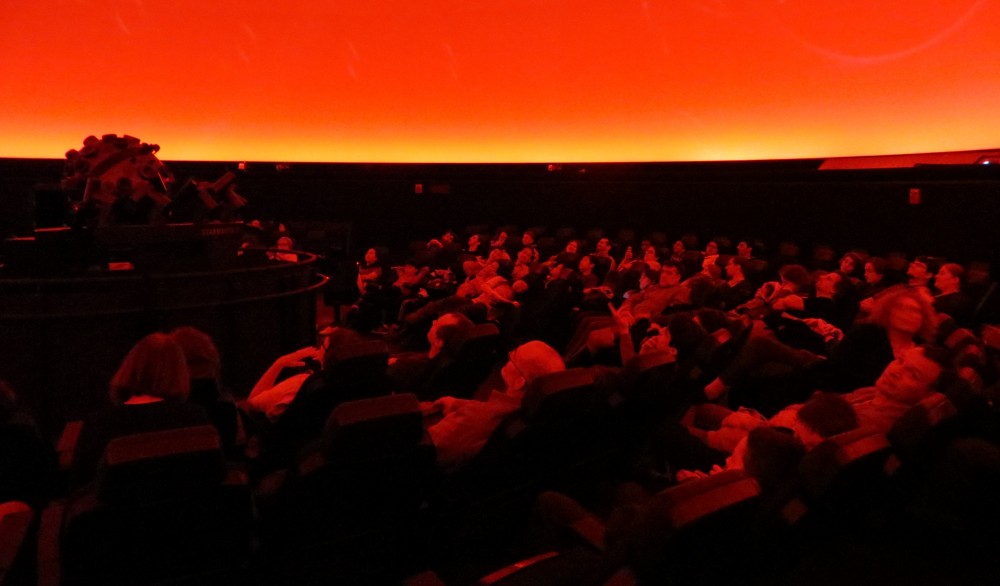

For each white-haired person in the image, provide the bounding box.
[424,340,566,470]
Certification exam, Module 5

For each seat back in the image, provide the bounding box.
[797,427,892,518]
[267,395,437,584]
[60,426,252,585]
[97,425,225,504]
[521,368,598,425]
[262,340,391,472]
[324,339,391,400]
[322,393,427,463]
[888,392,959,468]
[0,502,33,586]
[425,323,502,398]
[631,470,762,584]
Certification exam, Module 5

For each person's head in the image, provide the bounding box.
[814,270,845,298]
[737,241,752,258]
[871,286,938,340]
[725,255,746,279]
[658,261,683,286]
[521,230,535,247]
[934,263,964,294]
[468,233,481,250]
[794,392,858,448]
[501,340,565,397]
[839,252,864,277]
[864,257,887,285]
[427,312,475,358]
[778,264,810,292]
[596,237,612,256]
[672,240,685,255]
[907,256,938,284]
[364,247,378,265]
[516,247,537,265]
[742,427,806,493]
[589,255,612,282]
[643,246,659,262]
[109,333,190,404]
[169,326,221,382]
[276,236,294,250]
[578,254,594,274]
[564,240,579,254]
[441,230,456,244]
[486,247,509,265]
[705,241,719,256]
[874,345,951,405]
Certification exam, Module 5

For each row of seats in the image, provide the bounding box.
[4,368,999,585]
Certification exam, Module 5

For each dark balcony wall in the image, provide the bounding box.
[3,159,999,263]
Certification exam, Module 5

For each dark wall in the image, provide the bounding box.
[3,158,999,263]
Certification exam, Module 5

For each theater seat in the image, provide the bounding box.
[422,323,502,399]
[258,340,390,473]
[786,427,892,538]
[39,425,252,586]
[479,471,761,585]
[0,502,33,586]
[886,392,959,475]
[260,394,437,585]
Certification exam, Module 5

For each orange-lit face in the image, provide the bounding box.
[2,2,997,162]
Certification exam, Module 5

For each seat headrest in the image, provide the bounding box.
[658,469,761,529]
[799,428,890,498]
[625,351,676,374]
[323,394,424,460]
[521,368,596,419]
[97,425,226,504]
[328,340,389,363]
[455,323,500,345]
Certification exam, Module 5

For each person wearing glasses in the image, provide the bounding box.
[423,340,565,470]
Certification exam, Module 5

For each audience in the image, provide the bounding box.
[10,220,1000,585]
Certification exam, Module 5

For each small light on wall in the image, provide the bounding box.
[414,183,423,194]
[909,188,921,205]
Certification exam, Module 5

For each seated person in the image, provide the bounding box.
[702,344,952,462]
[771,270,856,331]
[736,264,810,319]
[423,340,565,470]
[934,262,974,328]
[565,263,690,362]
[907,256,939,289]
[169,326,243,456]
[72,333,211,489]
[719,255,756,310]
[242,345,327,422]
[704,285,940,399]
[531,426,806,585]
[674,391,858,481]
[388,312,476,397]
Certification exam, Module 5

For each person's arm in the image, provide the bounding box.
[248,346,323,400]
[609,302,637,364]
[772,295,805,312]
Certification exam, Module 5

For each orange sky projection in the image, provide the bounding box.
[2,1,998,163]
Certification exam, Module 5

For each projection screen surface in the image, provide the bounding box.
[2,1,998,162]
